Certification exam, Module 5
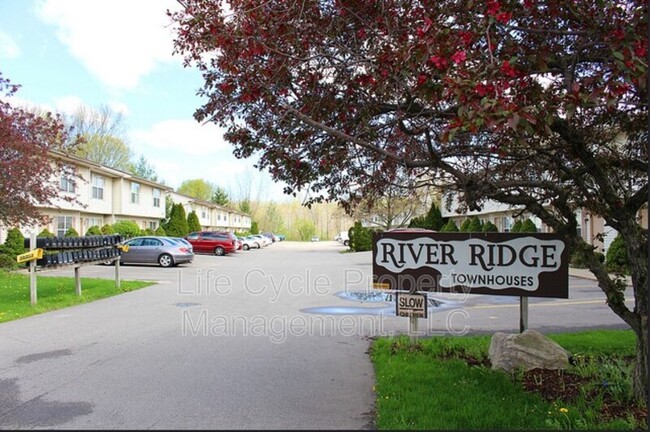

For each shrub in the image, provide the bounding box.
[468,216,483,232]
[164,203,189,237]
[64,227,79,237]
[348,221,374,252]
[37,228,55,238]
[100,224,115,235]
[482,221,498,232]
[154,226,167,236]
[112,220,142,239]
[187,211,202,232]
[85,225,102,236]
[459,218,472,232]
[606,234,629,274]
[250,221,260,235]
[521,218,538,233]
[142,228,154,236]
[4,227,26,255]
[510,220,523,233]
[440,220,459,232]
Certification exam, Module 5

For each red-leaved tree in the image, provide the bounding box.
[0,73,78,228]
[169,0,648,400]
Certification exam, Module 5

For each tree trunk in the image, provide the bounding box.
[632,315,648,403]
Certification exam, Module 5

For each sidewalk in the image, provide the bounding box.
[569,267,632,285]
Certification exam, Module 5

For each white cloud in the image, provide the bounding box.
[53,95,84,115]
[0,32,20,59]
[130,119,229,156]
[36,0,181,90]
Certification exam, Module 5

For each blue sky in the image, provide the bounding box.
[0,0,287,201]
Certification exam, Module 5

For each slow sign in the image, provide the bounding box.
[373,232,568,298]
[395,293,428,318]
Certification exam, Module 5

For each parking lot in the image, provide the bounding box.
[0,240,632,429]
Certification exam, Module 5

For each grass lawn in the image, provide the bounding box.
[371,330,646,430]
[0,270,154,323]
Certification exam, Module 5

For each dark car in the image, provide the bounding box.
[119,236,194,267]
[185,231,238,256]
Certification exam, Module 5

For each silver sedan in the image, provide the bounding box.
[119,236,194,267]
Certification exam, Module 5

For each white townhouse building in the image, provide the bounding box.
[440,191,648,256]
[0,151,251,242]
[167,191,252,233]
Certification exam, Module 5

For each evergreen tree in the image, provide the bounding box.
[85,225,102,236]
[606,234,629,274]
[459,219,472,232]
[100,224,115,235]
[521,218,538,233]
[165,203,189,237]
[64,227,79,237]
[482,221,498,232]
[112,220,141,238]
[154,226,167,236]
[510,220,523,233]
[440,220,459,232]
[468,216,483,232]
[37,228,55,238]
[250,221,260,234]
[187,210,202,232]
[4,227,26,255]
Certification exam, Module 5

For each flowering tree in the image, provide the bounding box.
[0,73,78,227]
[169,0,648,400]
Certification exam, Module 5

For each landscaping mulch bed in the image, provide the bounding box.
[522,368,647,425]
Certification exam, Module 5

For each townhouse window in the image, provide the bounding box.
[91,174,105,200]
[153,188,161,208]
[56,216,74,237]
[86,217,103,229]
[60,174,75,193]
[148,221,157,230]
[131,182,140,204]
[201,208,207,219]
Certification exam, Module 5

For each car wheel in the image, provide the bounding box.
[158,253,174,268]
[214,246,225,256]
[243,244,250,251]
[255,242,260,249]
[343,240,350,246]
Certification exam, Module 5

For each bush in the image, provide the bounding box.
[459,219,472,232]
[348,221,374,252]
[85,225,102,236]
[164,203,189,237]
[606,234,629,274]
[154,226,167,236]
[250,221,260,235]
[37,228,55,238]
[4,227,26,255]
[510,220,523,233]
[468,216,483,232]
[521,218,538,232]
[187,211,202,232]
[100,224,115,235]
[440,220,459,232]
[142,228,154,236]
[64,227,79,237]
[112,220,142,239]
[482,221,498,232]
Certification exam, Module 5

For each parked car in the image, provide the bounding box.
[238,236,259,251]
[185,231,238,256]
[118,236,194,267]
[311,236,320,242]
[276,234,286,241]
[261,232,278,243]
[244,235,263,249]
[170,237,193,253]
[251,234,272,247]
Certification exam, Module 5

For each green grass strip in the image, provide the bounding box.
[0,270,154,323]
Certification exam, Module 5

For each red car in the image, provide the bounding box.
[184,231,238,256]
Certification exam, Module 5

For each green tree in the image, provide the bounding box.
[510,220,523,233]
[521,219,538,233]
[606,234,629,274]
[468,216,483,232]
[459,219,472,232]
[154,226,167,236]
[187,210,202,232]
[295,218,316,241]
[165,203,189,237]
[348,221,374,252]
[408,202,446,230]
[112,220,141,238]
[211,186,230,206]
[440,220,459,232]
[130,154,159,182]
[250,221,260,234]
[482,221,498,233]
[4,227,25,255]
[177,179,214,201]
[239,199,252,214]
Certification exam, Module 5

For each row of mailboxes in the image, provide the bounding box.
[36,247,121,267]
[25,234,124,250]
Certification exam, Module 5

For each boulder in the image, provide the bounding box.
[488,330,569,373]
